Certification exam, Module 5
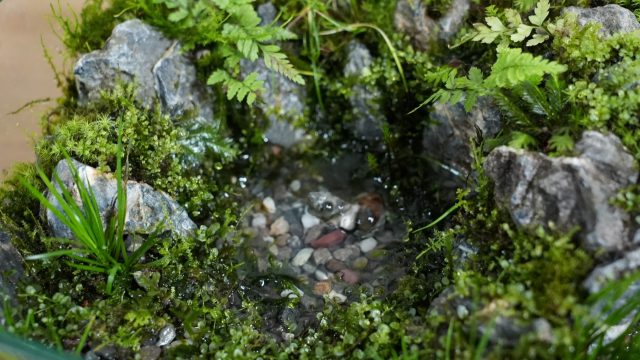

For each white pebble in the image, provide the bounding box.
[358,237,378,253]
[315,270,329,281]
[327,290,347,303]
[269,216,290,236]
[291,247,314,266]
[156,324,176,347]
[289,180,301,192]
[268,244,279,256]
[251,213,267,228]
[280,287,304,299]
[339,204,360,231]
[262,197,276,214]
[301,211,320,230]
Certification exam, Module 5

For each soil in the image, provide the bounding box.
[0,0,84,178]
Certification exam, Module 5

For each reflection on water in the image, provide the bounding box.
[0,0,84,178]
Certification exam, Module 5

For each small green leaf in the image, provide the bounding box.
[168,8,189,22]
[529,0,550,26]
[486,17,507,32]
[511,24,533,42]
[526,33,549,46]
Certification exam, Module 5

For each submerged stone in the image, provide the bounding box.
[564,4,640,37]
[484,131,638,253]
[47,159,197,240]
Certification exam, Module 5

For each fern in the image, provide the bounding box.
[486,48,566,88]
[151,0,304,104]
[207,70,262,105]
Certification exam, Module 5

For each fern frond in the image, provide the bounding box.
[207,70,262,105]
[486,48,567,88]
[260,44,305,84]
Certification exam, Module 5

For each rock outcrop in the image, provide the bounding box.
[564,4,640,38]
[0,228,23,325]
[484,131,638,253]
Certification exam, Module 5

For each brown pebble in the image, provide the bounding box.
[325,259,347,272]
[313,281,332,295]
[310,229,347,248]
[337,269,360,284]
[275,234,289,247]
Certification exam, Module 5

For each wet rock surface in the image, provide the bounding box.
[485,131,638,253]
[47,159,196,239]
[564,4,640,37]
[423,97,501,178]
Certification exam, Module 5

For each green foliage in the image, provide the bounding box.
[20,123,158,294]
[463,0,552,47]
[144,0,303,104]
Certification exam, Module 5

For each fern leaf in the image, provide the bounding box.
[486,48,566,88]
[529,0,550,26]
[260,44,305,84]
[525,33,548,46]
[511,24,533,42]
[509,131,538,149]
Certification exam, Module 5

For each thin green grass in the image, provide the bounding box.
[19,121,158,294]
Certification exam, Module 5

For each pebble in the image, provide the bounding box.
[325,259,347,272]
[339,204,360,231]
[302,263,317,274]
[327,290,347,303]
[289,180,301,192]
[352,257,369,270]
[337,269,360,284]
[313,248,333,265]
[262,235,275,243]
[268,244,279,256]
[289,235,302,248]
[301,211,321,230]
[156,324,176,347]
[304,224,325,244]
[251,213,267,228]
[280,287,303,299]
[333,247,355,262]
[310,229,347,248]
[263,197,277,214]
[139,346,161,360]
[275,234,289,247]
[277,246,293,261]
[358,238,378,253]
[313,281,332,295]
[315,270,329,281]
[291,248,314,266]
[270,216,290,236]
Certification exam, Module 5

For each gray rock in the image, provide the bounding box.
[0,228,23,324]
[47,159,197,239]
[394,0,470,50]
[313,248,333,265]
[291,248,314,267]
[438,0,470,42]
[565,4,640,38]
[156,324,176,347]
[74,19,171,107]
[583,247,640,294]
[74,19,217,166]
[240,4,308,148]
[423,97,501,178]
[394,0,438,51]
[139,345,162,360]
[343,41,386,142]
[484,131,638,253]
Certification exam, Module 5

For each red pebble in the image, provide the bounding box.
[337,269,360,284]
[310,229,347,248]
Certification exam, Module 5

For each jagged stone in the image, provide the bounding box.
[47,159,196,240]
[565,4,640,38]
[423,97,501,177]
[343,40,385,141]
[484,131,638,253]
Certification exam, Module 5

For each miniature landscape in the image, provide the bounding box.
[2,0,640,358]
